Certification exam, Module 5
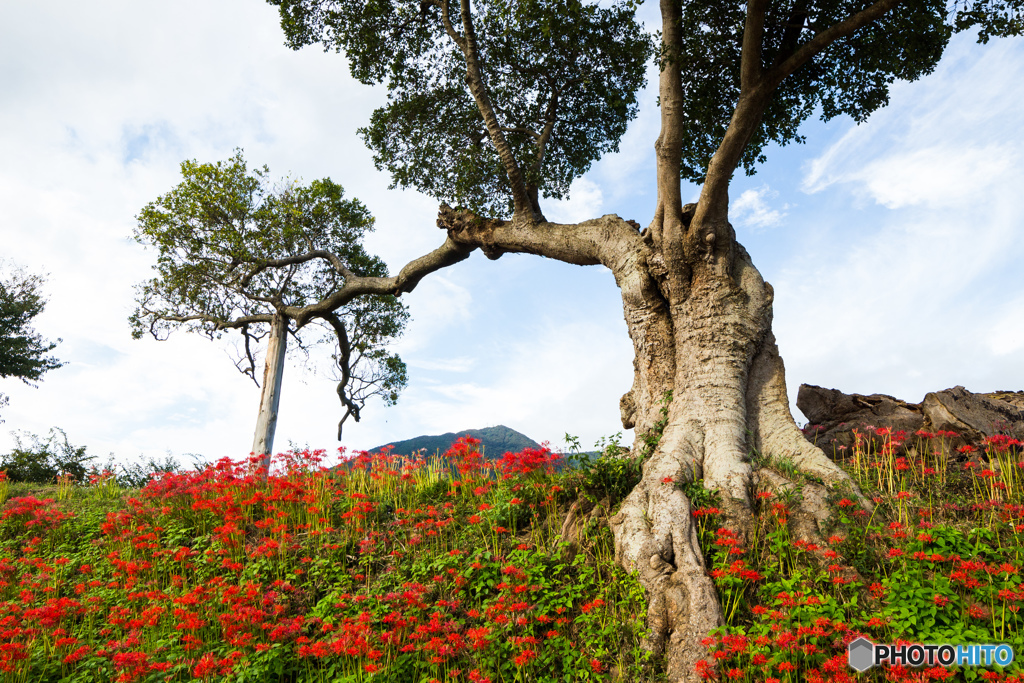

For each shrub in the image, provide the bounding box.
[0,427,92,483]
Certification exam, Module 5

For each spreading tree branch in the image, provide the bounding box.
[455,0,533,218]
[767,0,906,87]
[741,0,769,90]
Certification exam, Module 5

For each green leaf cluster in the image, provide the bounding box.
[131,150,409,408]
[674,0,1022,183]
[0,264,63,386]
[269,0,652,217]
[0,427,92,484]
[132,151,390,336]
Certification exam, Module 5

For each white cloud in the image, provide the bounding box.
[369,316,634,449]
[545,178,604,224]
[732,185,788,231]
[801,34,1024,209]
[987,295,1024,357]
[407,357,476,372]
[773,33,1024,414]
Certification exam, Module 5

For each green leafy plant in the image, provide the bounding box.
[0,427,92,484]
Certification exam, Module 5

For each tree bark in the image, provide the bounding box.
[439,204,864,681]
[251,313,288,474]
[608,236,859,681]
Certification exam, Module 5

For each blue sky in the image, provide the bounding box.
[1,0,1022,465]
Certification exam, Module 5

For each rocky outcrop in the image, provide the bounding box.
[797,384,1024,457]
[796,385,924,454]
[920,386,1024,442]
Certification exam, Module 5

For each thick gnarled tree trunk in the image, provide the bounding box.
[607,214,856,680]
[438,196,862,681]
[333,0,893,675]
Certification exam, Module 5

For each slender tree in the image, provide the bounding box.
[0,262,64,422]
[262,0,1022,676]
[131,152,426,468]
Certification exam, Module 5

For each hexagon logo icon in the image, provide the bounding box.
[848,637,875,672]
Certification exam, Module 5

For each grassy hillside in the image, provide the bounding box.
[0,429,1022,682]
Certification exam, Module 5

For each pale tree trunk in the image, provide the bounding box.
[439,202,864,681]
[252,314,288,474]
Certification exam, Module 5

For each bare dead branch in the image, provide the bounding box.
[324,312,361,439]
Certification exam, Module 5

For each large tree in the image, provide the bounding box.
[0,262,64,422]
[262,0,1021,677]
[131,152,426,467]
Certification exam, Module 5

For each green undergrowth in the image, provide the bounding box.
[2,427,1023,682]
[695,429,1024,683]
[0,439,655,683]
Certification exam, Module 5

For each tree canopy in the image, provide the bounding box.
[131,151,409,429]
[271,0,652,217]
[0,262,64,421]
[270,0,1020,205]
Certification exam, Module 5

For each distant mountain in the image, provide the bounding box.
[369,425,540,459]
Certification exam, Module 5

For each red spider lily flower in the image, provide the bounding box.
[662,476,674,484]
[967,603,989,620]
[837,499,854,508]
[933,595,950,607]
[63,645,91,664]
[590,659,603,673]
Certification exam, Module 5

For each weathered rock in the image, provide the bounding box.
[796,384,924,455]
[797,383,1024,459]
[922,386,1024,441]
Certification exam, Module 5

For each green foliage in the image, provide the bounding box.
[696,431,1024,679]
[132,150,394,337]
[640,390,672,459]
[569,432,642,508]
[0,262,63,420]
[99,453,184,489]
[131,150,409,416]
[0,428,92,484]
[673,0,1022,184]
[268,0,651,217]
[0,442,656,682]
